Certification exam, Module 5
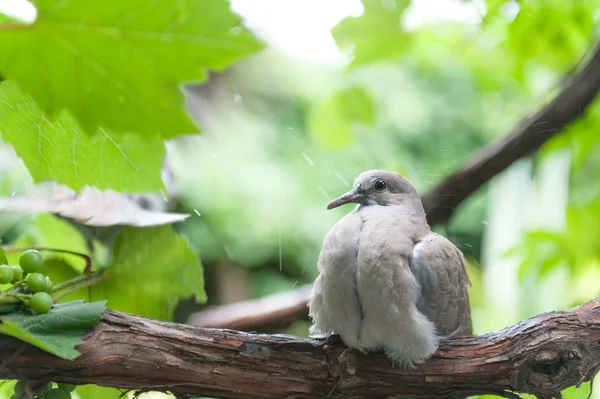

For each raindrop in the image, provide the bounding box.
[317,185,330,201]
[481,220,489,225]
[292,280,299,288]
[223,245,233,259]
[464,243,472,248]
[286,127,294,131]
[193,209,201,216]
[278,222,283,272]
[234,93,242,103]
[335,172,349,186]
[212,154,218,159]
[301,153,314,167]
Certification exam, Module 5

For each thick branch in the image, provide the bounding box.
[422,41,600,225]
[2,298,600,399]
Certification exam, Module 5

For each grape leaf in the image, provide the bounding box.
[332,0,411,67]
[0,0,264,136]
[0,300,106,359]
[308,85,376,148]
[92,226,205,320]
[0,81,166,192]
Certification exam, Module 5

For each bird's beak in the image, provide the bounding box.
[327,188,363,210]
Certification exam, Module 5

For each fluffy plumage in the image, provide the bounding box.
[308,169,471,367]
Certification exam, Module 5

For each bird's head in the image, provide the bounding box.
[327,170,421,210]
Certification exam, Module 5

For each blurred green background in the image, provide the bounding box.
[1,0,600,398]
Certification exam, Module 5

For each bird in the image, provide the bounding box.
[308,169,471,368]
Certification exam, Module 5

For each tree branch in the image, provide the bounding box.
[187,284,312,330]
[422,41,600,225]
[1,298,599,399]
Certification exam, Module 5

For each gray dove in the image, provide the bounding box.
[308,170,471,367]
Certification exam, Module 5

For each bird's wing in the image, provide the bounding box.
[408,233,472,336]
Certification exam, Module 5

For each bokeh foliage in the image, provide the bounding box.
[0,0,599,398]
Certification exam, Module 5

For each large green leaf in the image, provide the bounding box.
[332,0,411,67]
[0,0,264,136]
[0,300,106,359]
[0,81,166,192]
[93,226,205,320]
[308,85,376,148]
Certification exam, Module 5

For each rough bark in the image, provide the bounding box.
[422,41,600,225]
[2,298,599,399]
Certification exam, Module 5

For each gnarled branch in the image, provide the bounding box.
[1,298,599,399]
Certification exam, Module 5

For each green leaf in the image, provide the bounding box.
[0,300,106,359]
[0,0,264,137]
[0,80,166,192]
[308,85,376,148]
[332,0,411,67]
[92,226,205,320]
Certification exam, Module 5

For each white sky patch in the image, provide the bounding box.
[0,0,36,22]
[230,0,363,65]
[403,0,485,30]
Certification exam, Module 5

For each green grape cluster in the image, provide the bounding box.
[0,249,55,314]
[12,380,77,399]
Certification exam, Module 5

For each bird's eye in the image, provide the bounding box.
[374,179,387,192]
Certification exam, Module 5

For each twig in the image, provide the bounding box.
[52,273,105,303]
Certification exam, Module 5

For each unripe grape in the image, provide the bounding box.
[45,276,54,291]
[13,380,25,395]
[0,265,14,284]
[29,292,53,314]
[19,249,44,273]
[44,388,71,399]
[26,273,51,293]
[11,266,23,282]
[57,383,76,392]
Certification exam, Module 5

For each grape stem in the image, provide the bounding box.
[0,294,20,305]
[2,247,93,273]
[52,273,105,303]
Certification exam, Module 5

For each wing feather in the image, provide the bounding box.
[409,233,472,336]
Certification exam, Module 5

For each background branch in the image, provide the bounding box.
[2,298,599,399]
[422,40,600,225]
